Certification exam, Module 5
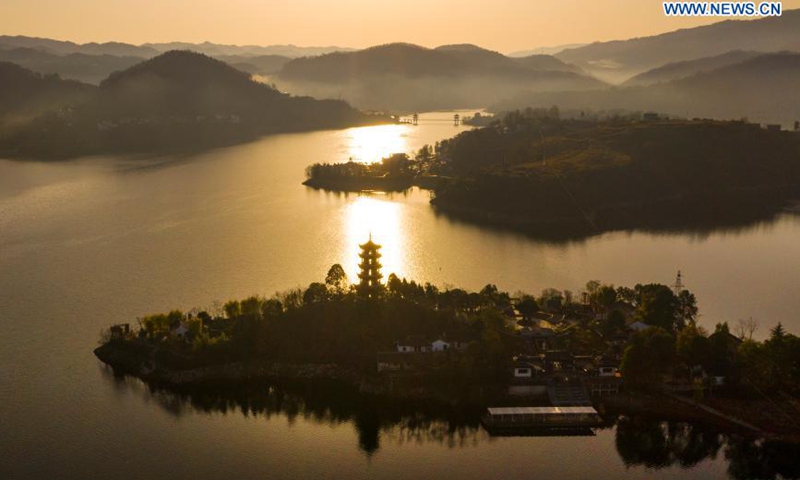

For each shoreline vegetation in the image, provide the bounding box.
[302,153,453,192]
[303,110,800,239]
[96,252,800,442]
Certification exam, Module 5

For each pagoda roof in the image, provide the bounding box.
[359,233,382,249]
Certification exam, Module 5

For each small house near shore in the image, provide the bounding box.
[396,335,430,353]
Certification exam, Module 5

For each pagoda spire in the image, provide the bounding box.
[673,270,685,295]
[357,235,383,298]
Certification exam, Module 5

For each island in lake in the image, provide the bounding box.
[96,236,800,442]
[304,110,800,238]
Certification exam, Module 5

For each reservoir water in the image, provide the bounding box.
[1,111,799,479]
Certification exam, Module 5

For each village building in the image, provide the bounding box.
[109,323,130,341]
[627,320,650,332]
[396,335,430,353]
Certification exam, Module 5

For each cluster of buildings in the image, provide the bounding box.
[376,331,475,372]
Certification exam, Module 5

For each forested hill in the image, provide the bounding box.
[0,61,94,122]
[0,51,384,158]
[428,114,800,237]
[276,43,602,111]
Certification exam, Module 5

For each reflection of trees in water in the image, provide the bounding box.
[725,437,800,480]
[114,373,484,456]
[382,414,488,450]
[615,415,800,480]
[615,416,722,468]
[101,367,800,473]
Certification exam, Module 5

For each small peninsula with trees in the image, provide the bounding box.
[304,109,800,238]
[96,237,800,441]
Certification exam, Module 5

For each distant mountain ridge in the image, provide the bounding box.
[0,35,354,59]
[556,9,800,83]
[0,35,159,58]
[508,44,588,57]
[622,50,761,86]
[143,41,354,58]
[0,47,145,84]
[277,42,601,111]
[212,54,291,76]
[495,51,800,126]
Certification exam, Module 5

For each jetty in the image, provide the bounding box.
[482,406,602,435]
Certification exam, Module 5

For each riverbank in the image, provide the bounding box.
[93,340,507,407]
[95,341,800,442]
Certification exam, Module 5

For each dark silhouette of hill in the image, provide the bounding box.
[94,50,284,118]
[495,52,800,126]
[0,47,145,84]
[556,9,800,83]
[435,45,583,73]
[0,51,383,158]
[0,61,94,122]
[0,35,159,58]
[277,43,605,111]
[623,50,761,86]
[430,115,800,237]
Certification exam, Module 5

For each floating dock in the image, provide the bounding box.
[482,406,602,435]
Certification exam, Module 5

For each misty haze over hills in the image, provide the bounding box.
[556,9,800,83]
[143,42,355,58]
[0,47,145,84]
[508,44,588,57]
[622,50,762,86]
[0,61,93,122]
[0,35,353,59]
[0,9,798,142]
[496,52,800,126]
[277,43,603,111]
[0,51,377,157]
[0,35,351,83]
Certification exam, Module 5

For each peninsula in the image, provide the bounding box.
[96,238,800,440]
[304,111,800,238]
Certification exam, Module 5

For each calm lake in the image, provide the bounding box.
[1,111,799,479]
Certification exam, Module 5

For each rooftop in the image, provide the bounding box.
[487,406,598,416]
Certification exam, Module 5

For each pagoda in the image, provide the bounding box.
[357,234,383,298]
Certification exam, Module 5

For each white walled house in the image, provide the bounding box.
[430,339,450,352]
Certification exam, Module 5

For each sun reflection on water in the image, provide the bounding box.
[344,195,405,281]
[343,124,410,164]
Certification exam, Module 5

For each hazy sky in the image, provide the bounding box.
[2,0,799,53]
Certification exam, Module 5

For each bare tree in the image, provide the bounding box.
[735,317,759,340]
